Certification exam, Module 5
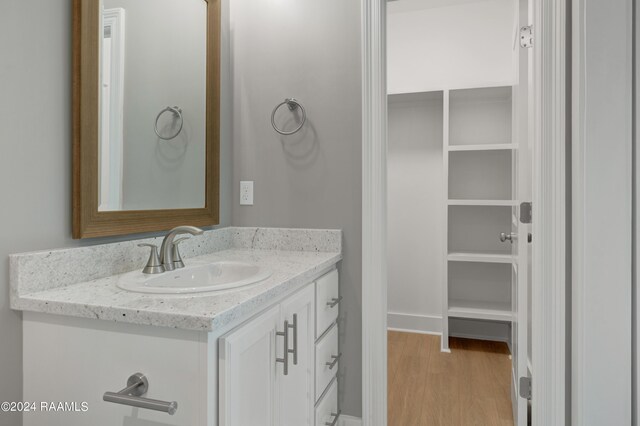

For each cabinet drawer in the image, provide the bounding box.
[315,269,340,338]
[315,378,339,426]
[315,323,339,400]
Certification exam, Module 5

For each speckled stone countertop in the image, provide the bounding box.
[10,227,342,331]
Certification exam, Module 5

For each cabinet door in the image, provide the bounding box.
[279,284,315,426]
[219,305,281,426]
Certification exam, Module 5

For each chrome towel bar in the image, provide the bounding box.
[271,98,306,135]
[154,106,184,140]
[103,373,178,415]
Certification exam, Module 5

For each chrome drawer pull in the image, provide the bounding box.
[325,410,341,426]
[276,320,290,375]
[103,373,177,415]
[326,353,342,370]
[326,296,342,308]
[289,314,298,365]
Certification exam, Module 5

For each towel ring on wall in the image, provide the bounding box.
[271,98,306,135]
[154,106,184,140]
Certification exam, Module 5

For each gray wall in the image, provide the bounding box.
[229,0,362,417]
[0,2,232,425]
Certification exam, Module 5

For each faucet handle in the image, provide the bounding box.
[138,243,165,274]
[171,237,190,269]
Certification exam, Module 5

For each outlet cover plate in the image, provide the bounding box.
[240,181,254,205]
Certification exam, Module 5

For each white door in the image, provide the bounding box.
[279,284,315,426]
[219,305,281,426]
[511,0,533,424]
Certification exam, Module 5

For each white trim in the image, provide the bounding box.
[635,0,640,421]
[361,0,387,425]
[387,312,442,335]
[363,1,568,424]
[572,0,633,424]
[531,0,568,425]
[340,415,363,426]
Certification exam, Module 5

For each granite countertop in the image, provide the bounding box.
[10,227,342,331]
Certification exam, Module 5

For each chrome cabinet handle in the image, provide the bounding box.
[289,314,298,365]
[325,411,341,426]
[103,373,177,415]
[499,232,517,243]
[326,353,342,370]
[276,320,290,375]
[276,315,298,374]
[326,296,342,308]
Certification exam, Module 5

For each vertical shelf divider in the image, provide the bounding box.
[444,85,515,350]
[441,89,450,353]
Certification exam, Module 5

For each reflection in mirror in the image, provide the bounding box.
[99,0,207,211]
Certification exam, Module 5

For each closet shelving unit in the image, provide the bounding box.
[442,85,515,352]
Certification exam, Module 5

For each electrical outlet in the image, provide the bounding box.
[240,181,254,205]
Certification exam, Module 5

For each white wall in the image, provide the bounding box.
[386,0,515,334]
[388,0,515,94]
[0,2,232,425]
[229,0,362,417]
[387,93,444,333]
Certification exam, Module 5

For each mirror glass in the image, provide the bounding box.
[99,0,207,211]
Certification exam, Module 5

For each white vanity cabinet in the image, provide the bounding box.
[20,267,340,426]
[219,268,341,426]
[219,283,315,426]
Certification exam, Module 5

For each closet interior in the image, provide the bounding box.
[389,85,516,351]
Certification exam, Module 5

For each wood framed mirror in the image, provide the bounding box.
[72,0,220,239]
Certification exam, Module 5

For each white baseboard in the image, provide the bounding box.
[387,312,442,335]
[340,415,363,426]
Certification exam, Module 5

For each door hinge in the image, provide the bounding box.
[520,25,533,48]
[519,376,532,400]
[520,202,532,224]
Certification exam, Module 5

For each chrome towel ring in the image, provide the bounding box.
[154,106,184,140]
[271,98,306,135]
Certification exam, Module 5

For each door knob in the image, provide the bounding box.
[500,232,517,243]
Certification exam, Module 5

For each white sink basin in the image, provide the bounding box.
[117,261,272,294]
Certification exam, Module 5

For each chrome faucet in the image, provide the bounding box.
[139,226,204,274]
[159,226,204,271]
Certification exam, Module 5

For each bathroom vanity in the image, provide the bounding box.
[11,227,342,426]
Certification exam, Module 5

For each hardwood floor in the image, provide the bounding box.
[388,331,513,426]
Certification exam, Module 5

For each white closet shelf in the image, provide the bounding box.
[447,143,518,152]
[447,252,515,264]
[448,199,518,206]
[448,299,513,322]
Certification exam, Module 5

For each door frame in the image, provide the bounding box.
[360,0,569,425]
[572,0,634,424]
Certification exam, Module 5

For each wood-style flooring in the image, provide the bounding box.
[388,331,513,426]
